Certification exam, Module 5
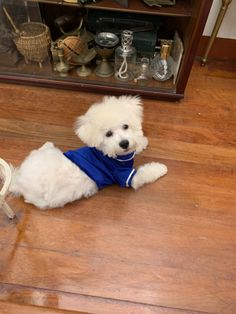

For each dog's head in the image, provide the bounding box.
[75,95,147,158]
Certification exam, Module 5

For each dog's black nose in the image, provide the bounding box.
[119,140,129,149]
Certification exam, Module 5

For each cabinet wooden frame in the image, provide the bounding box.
[0,0,213,100]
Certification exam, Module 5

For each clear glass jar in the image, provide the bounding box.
[150,41,174,81]
[134,57,150,86]
[115,30,137,82]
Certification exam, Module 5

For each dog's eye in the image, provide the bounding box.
[123,124,129,130]
[105,130,113,137]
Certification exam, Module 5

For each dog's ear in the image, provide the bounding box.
[74,115,102,147]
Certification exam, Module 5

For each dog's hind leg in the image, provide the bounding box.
[131,162,167,190]
[38,142,55,150]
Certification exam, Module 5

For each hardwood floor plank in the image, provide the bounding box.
[146,121,236,148]
[0,300,90,314]
[0,118,75,146]
[147,139,236,167]
[0,284,202,314]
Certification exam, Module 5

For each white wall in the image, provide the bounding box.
[203,0,236,39]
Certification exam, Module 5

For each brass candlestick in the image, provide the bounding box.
[201,0,232,66]
[55,48,69,76]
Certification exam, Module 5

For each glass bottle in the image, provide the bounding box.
[134,57,150,86]
[115,30,137,82]
[150,40,174,81]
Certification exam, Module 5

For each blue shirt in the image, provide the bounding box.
[64,147,136,189]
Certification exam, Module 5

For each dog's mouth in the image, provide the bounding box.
[118,145,135,155]
[123,148,129,152]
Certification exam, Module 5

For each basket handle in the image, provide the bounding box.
[0,158,16,219]
[3,6,20,34]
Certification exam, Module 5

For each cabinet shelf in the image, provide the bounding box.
[27,0,192,17]
[85,0,192,17]
[0,59,176,99]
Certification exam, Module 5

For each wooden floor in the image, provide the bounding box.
[0,61,236,314]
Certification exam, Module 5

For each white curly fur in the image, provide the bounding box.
[9,95,167,209]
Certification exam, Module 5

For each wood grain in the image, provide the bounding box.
[0,300,90,314]
[0,61,235,314]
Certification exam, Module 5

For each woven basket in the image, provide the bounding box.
[14,22,51,66]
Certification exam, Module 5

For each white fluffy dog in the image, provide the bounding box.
[9,95,167,209]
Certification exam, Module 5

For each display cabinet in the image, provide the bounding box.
[0,0,213,100]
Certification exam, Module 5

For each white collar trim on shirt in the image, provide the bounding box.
[115,151,136,162]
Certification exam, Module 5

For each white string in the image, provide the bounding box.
[117,56,129,80]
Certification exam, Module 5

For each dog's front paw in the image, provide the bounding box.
[131,162,167,190]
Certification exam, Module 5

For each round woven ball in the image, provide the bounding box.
[58,36,84,60]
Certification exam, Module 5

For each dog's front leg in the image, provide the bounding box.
[131,162,168,190]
